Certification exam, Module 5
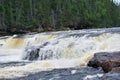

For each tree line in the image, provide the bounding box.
[0,0,120,34]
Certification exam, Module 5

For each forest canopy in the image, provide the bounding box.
[0,0,120,33]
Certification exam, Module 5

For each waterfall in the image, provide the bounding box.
[21,28,120,64]
[0,28,120,78]
[1,28,120,63]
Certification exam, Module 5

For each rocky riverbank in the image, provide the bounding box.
[88,51,120,73]
[87,51,120,80]
[0,66,104,80]
[0,66,119,80]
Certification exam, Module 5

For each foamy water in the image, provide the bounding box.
[0,49,23,62]
[0,28,120,79]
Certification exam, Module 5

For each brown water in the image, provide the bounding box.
[0,28,120,79]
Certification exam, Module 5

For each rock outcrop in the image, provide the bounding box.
[87,51,120,73]
[22,42,54,60]
[23,46,40,60]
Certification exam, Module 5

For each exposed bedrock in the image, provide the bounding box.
[87,51,120,73]
[22,46,40,60]
[22,42,53,60]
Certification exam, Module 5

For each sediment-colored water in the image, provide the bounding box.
[0,28,120,79]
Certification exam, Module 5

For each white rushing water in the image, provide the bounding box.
[0,28,120,78]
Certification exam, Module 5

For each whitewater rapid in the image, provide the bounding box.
[0,28,120,79]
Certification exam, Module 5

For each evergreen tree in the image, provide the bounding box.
[0,0,119,33]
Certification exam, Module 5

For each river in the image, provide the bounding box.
[0,28,120,80]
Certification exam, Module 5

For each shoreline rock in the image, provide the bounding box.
[87,51,120,73]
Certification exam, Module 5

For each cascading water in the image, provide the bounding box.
[23,28,120,62]
[0,28,120,79]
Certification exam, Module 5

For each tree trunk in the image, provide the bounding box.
[51,10,56,29]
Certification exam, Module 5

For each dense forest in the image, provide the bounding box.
[0,0,120,34]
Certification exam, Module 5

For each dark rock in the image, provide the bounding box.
[111,67,120,73]
[101,60,120,73]
[22,42,53,60]
[87,51,120,73]
[0,62,30,68]
[23,46,40,60]
[12,67,104,80]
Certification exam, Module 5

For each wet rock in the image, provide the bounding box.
[87,51,120,73]
[101,60,120,73]
[111,67,120,73]
[23,46,40,60]
[22,42,53,60]
[12,67,104,80]
[101,73,120,80]
[0,62,30,68]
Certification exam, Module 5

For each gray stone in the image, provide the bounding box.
[87,51,120,73]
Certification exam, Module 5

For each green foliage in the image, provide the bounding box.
[0,0,120,31]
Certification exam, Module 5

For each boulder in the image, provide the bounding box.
[87,51,120,73]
